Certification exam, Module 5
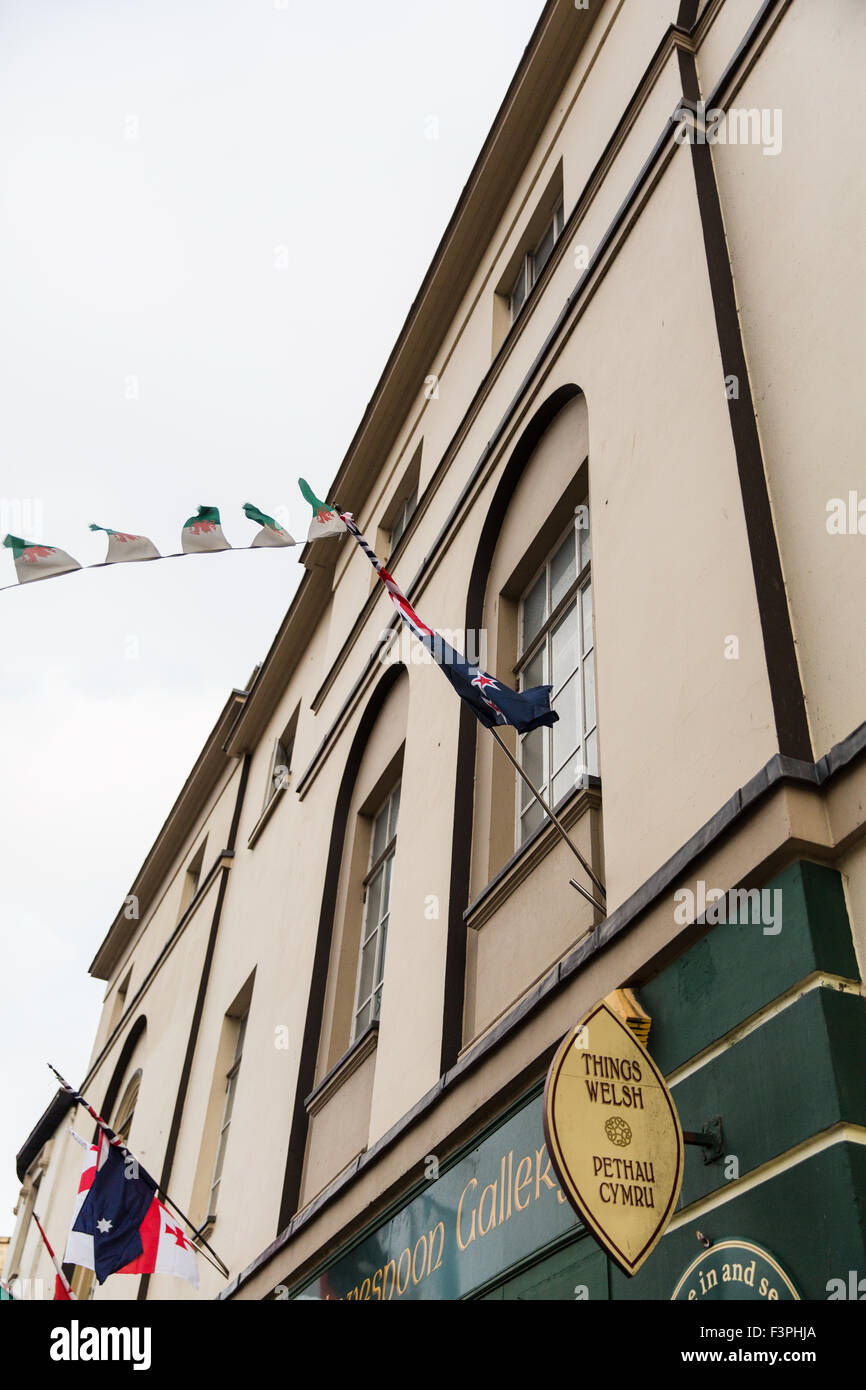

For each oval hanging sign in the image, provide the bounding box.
[672,1239,800,1300]
[543,999,684,1276]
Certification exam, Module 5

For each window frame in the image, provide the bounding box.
[509,199,565,325]
[350,781,400,1042]
[206,1010,248,1223]
[390,487,418,554]
[514,511,595,847]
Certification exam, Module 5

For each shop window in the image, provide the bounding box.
[516,511,596,846]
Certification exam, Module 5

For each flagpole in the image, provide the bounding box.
[47,1065,230,1280]
[33,1212,77,1299]
[489,727,606,910]
[333,505,607,909]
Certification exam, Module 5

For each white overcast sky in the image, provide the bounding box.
[0,0,543,1225]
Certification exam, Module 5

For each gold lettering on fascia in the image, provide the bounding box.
[327,1136,568,1300]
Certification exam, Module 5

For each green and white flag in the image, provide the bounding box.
[2,534,81,584]
[242,503,295,548]
[299,478,346,541]
[181,506,231,554]
[90,524,161,563]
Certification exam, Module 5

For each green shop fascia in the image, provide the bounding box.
[283,862,866,1302]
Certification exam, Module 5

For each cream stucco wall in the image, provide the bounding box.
[10,0,864,1303]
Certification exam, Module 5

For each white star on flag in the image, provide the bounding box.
[96,1218,113,1233]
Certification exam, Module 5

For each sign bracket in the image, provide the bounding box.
[682,1115,724,1165]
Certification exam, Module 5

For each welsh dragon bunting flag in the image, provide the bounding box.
[304,490,558,736]
[2,534,81,583]
[181,506,231,554]
[242,503,295,548]
[89,524,161,563]
[299,478,346,541]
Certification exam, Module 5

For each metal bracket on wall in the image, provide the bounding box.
[682,1115,724,1165]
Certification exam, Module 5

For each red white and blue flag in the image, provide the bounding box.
[65,1137,199,1289]
[336,509,558,735]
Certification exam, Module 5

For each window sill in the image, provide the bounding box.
[464,778,602,933]
[304,1021,379,1118]
[247,782,288,849]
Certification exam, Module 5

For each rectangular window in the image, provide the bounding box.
[264,708,298,809]
[509,199,564,324]
[352,782,400,1041]
[207,1011,247,1221]
[516,512,596,846]
[177,838,207,920]
[390,486,418,553]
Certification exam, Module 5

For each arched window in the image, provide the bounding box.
[352,779,401,1040]
[112,1069,141,1143]
[297,667,408,1208]
[461,391,603,1044]
[516,511,596,843]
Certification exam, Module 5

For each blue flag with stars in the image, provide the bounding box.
[71,1134,158,1284]
[428,633,557,734]
[332,506,559,735]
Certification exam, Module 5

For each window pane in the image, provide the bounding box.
[211,1128,229,1190]
[221,1074,238,1129]
[510,264,527,319]
[520,727,544,808]
[520,799,545,843]
[521,646,545,692]
[552,675,579,773]
[376,916,389,990]
[357,933,378,1009]
[380,854,393,922]
[388,783,401,840]
[391,506,407,550]
[371,803,389,863]
[583,650,597,734]
[372,986,382,1021]
[365,866,384,933]
[554,201,564,237]
[553,754,579,806]
[551,604,579,691]
[354,1000,371,1037]
[581,582,593,654]
[533,222,555,280]
[522,573,546,649]
[550,531,576,609]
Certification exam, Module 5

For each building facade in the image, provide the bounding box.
[9,0,866,1302]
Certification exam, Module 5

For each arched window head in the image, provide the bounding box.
[112,1069,142,1144]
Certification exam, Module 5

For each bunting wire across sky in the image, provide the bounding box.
[0,502,297,590]
[2,478,606,906]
